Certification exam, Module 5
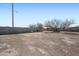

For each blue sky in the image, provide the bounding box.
[0,3,79,27]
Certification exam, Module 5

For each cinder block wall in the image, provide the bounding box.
[0,27,30,35]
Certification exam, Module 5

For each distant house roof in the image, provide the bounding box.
[69,24,79,27]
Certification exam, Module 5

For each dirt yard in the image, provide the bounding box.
[0,31,79,56]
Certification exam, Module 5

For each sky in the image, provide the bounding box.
[0,3,79,27]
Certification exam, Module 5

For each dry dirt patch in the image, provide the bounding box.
[0,32,79,56]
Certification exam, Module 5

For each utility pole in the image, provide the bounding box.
[12,3,14,27]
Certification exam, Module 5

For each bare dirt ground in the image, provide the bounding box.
[0,31,79,56]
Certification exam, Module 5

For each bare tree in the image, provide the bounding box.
[44,21,53,31]
[45,19,61,32]
[51,19,61,28]
[50,19,61,32]
[29,24,37,32]
[36,23,43,32]
[29,23,43,32]
[61,19,74,30]
[29,19,75,32]
[45,21,52,28]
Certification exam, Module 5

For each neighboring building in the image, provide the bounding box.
[67,24,79,32]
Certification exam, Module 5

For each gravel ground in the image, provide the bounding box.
[0,31,79,56]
